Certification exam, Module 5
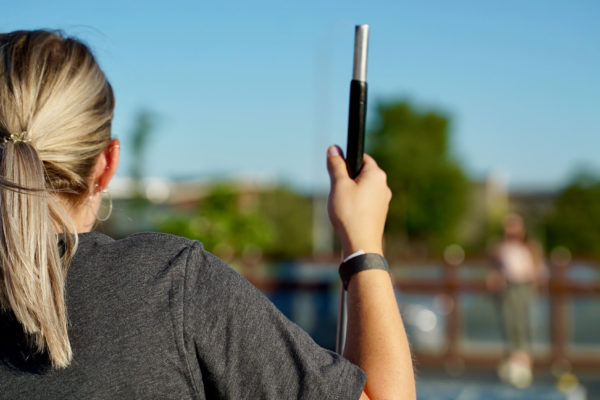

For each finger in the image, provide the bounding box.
[361,153,379,170]
[326,145,350,184]
[355,153,382,181]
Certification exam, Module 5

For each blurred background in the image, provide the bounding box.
[5,1,599,398]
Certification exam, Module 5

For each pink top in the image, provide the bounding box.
[496,241,538,284]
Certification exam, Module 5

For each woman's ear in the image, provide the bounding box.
[92,139,120,191]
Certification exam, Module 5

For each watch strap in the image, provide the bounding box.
[339,253,389,290]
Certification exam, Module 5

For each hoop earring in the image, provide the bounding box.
[96,188,113,222]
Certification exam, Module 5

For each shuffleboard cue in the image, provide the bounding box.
[336,24,370,355]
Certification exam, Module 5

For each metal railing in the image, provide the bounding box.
[393,257,600,369]
[247,256,600,371]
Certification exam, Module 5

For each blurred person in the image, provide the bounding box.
[0,30,415,399]
[488,213,547,388]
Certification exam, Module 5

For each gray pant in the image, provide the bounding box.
[502,282,535,352]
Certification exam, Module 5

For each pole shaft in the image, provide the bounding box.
[336,24,370,355]
[352,25,369,81]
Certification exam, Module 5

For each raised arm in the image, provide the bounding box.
[326,145,416,400]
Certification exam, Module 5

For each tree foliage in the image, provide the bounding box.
[129,110,155,184]
[544,172,600,255]
[258,187,313,259]
[159,184,314,261]
[368,101,469,252]
[160,184,274,260]
[128,110,156,209]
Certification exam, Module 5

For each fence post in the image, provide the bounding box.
[445,260,461,362]
[550,257,569,366]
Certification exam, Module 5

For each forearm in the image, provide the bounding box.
[344,269,416,400]
[325,148,415,399]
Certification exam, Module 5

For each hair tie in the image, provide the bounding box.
[2,132,32,145]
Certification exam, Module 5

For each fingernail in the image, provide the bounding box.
[327,145,342,157]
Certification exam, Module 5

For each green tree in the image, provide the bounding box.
[544,172,600,255]
[258,187,313,259]
[129,110,155,200]
[160,184,274,260]
[368,101,469,253]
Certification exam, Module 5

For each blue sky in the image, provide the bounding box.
[4,1,599,192]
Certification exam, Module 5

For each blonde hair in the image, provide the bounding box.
[0,30,114,368]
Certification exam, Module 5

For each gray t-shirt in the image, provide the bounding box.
[0,232,365,399]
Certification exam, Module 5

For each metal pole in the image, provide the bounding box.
[336,24,370,355]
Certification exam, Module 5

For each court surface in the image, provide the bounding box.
[416,376,588,400]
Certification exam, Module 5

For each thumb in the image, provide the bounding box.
[326,145,349,185]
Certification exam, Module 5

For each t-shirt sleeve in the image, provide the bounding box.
[181,242,366,399]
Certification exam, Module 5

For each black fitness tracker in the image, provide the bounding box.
[339,253,389,290]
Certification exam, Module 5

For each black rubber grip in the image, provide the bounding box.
[346,79,367,179]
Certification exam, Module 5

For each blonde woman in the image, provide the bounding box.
[0,30,414,399]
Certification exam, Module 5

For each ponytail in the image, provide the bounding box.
[0,30,114,368]
[0,139,76,368]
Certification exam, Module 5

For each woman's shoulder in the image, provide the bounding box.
[74,231,206,276]
[78,230,201,252]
